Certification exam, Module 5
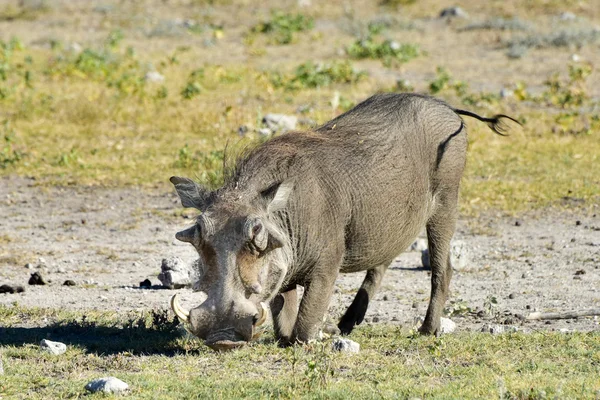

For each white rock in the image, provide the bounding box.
[439,7,469,19]
[40,339,67,355]
[440,317,456,334]
[262,113,297,134]
[0,357,4,375]
[409,238,427,252]
[559,12,576,21]
[332,338,360,353]
[571,54,580,62]
[481,324,504,334]
[158,257,198,289]
[145,71,165,83]
[69,42,83,54]
[500,88,514,98]
[85,377,129,394]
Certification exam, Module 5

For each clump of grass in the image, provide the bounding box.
[541,62,593,109]
[0,120,24,169]
[428,67,468,97]
[251,11,314,45]
[0,0,51,22]
[181,69,204,99]
[506,28,600,57]
[272,60,366,90]
[460,17,532,32]
[346,36,420,67]
[173,146,225,188]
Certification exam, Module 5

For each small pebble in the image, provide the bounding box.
[515,220,522,227]
[372,316,380,323]
[576,220,582,226]
[139,279,152,288]
[85,377,129,394]
[508,293,516,299]
[24,263,34,269]
[28,272,46,285]
[574,269,586,275]
[382,294,389,301]
[63,280,76,286]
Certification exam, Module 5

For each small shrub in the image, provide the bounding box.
[251,11,314,45]
[276,60,366,90]
[428,67,467,96]
[460,17,531,32]
[541,62,592,108]
[347,36,419,67]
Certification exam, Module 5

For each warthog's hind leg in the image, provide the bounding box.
[338,264,388,335]
[419,200,457,336]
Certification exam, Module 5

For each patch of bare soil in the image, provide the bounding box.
[1,176,599,333]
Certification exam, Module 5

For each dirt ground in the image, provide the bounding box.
[1,176,598,334]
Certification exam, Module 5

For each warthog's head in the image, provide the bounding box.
[169,176,292,351]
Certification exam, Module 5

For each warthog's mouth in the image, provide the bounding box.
[170,294,267,351]
[205,328,247,351]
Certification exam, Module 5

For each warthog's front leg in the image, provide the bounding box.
[270,287,298,345]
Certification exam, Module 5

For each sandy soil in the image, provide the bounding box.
[1,176,598,334]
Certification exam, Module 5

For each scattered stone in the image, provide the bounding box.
[481,324,518,334]
[576,220,582,226]
[237,125,249,137]
[262,113,297,134]
[139,279,152,288]
[559,12,577,21]
[439,6,468,19]
[38,257,46,265]
[0,357,3,375]
[500,88,514,98]
[332,338,360,353]
[28,272,46,285]
[521,272,528,279]
[40,339,67,355]
[372,316,380,323]
[85,377,129,394]
[0,284,25,294]
[508,293,516,299]
[515,220,522,227]
[145,71,165,83]
[409,238,427,252]
[411,301,418,309]
[69,42,83,54]
[24,263,34,269]
[440,317,456,334]
[63,280,76,286]
[574,269,586,275]
[158,257,198,289]
[258,128,272,137]
[382,294,389,301]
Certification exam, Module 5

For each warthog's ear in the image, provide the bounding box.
[170,176,210,210]
[261,181,294,213]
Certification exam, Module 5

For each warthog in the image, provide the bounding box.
[170,93,518,350]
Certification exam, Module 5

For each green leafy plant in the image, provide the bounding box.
[274,60,366,90]
[0,120,23,169]
[252,11,314,45]
[428,67,468,96]
[347,36,419,67]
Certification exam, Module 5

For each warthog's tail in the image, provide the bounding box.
[453,109,521,136]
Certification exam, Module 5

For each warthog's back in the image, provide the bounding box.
[232,93,467,275]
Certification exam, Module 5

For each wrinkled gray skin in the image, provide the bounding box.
[171,93,518,350]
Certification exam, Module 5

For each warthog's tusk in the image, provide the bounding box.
[170,294,190,322]
[255,302,268,327]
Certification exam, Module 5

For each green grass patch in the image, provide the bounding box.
[1,305,599,398]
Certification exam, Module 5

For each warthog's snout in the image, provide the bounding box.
[171,294,267,351]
